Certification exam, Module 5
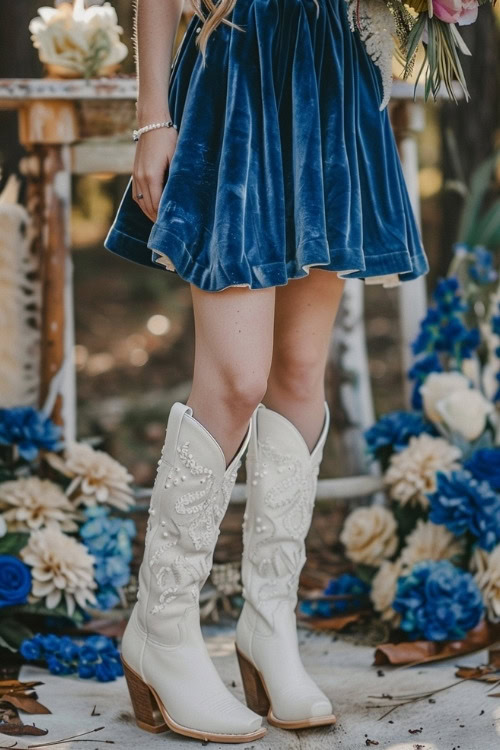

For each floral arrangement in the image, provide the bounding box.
[0,406,136,653]
[29,0,128,78]
[321,242,500,643]
[345,0,492,108]
[20,633,123,682]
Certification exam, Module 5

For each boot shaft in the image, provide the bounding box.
[136,402,250,641]
[241,403,330,616]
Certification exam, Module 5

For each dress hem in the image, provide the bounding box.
[104,223,428,292]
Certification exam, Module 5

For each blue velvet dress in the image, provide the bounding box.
[104,0,429,291]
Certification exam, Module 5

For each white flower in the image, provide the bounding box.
[384,434,461,508]
[436,389,493,441]
[29,0,128,76]
[471,546,500,622]
[0,477,78,532]
[340,506,398,566]
[399,520,466,571]
[420,371,471,423]
[20,526,96,616]
[0,515,6,538]
[370,559,402,627]
[46,442,134,511]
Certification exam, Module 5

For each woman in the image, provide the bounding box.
[104,0,429,742]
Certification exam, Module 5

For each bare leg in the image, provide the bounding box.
[187,284,275,465]
[263,269,345,452]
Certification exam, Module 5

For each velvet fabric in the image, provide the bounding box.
[104,0,429,291]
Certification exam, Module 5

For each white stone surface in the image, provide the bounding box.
[19,624,499,749]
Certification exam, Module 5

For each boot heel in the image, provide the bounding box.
[122,658,168,733]
[236,647,270,717]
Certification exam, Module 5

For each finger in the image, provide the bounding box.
[134,177,155,222]
[141,179,156,222]
[150,167,169,219]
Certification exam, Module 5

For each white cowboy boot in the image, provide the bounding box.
[121,402,266,743]
[235,402,336,729]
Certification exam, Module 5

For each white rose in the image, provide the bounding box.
[0,514,6,538]
[420,371,470,423]
[340,506,398,566]
[436,388,493,441]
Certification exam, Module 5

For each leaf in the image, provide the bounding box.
[0,533,30,556]
[0,721,48,736]
[0,619,33,651]
[455,665,499,683]
[300,611,363,631]
[457,153,499,244]
[374,620,500,666]
[0,695,51,715]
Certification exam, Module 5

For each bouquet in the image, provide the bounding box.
[331,246,500,642]
[0,406,136,653]
[345,0,494,108]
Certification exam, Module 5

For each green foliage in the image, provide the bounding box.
[0,618,34,652]
[0,532,29,556]
[457,152,500,248]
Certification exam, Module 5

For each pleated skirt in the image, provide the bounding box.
[104,0,429,291]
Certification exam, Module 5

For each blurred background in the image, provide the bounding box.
[0,0,498,582]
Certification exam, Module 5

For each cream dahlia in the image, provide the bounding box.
[0,477,78,532]
[400,520,465,571]
[20,526,96,616]
[471,546,500,622]
[47,441,134,511]
[370,559,402,627]
[384,434,461,509]
[340,506,398,566]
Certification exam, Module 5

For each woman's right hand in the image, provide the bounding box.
[132,125,179,223]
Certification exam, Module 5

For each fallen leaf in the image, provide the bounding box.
[487,692,500,698]
[299,611,363,631]
[455,665,498,683]
[0,722,48,736]
[365,740,379,746]
[488,646,500,668]
[1,695,51,714]
[374,621,500,666]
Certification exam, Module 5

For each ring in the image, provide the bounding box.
[136,193,144,199]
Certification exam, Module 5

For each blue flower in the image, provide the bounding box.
[410,277,480,364]
[20,633,123,682]
[466,246,498,285]
[464,448,500,492]
[428,470,500,551]
[79,506,135,611]
[364,411,436,460]
[393,560,484,641]
[0,407,63,462]
[299,574,369,618]
[0,555,32,608]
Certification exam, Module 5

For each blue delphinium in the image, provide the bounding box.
[364,411,436,460]
[393,560,484,641]
[20,633,123,681]
[455,244,498,285]
[407,354,443,410]
[0,406,63,461]
[79,506,135,610]
[0,555,32,608]
[411,278,480,365]
[428,469,500,551]
[300,574,369,618]
[464,448,500,491]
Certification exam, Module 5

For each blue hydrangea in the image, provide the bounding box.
[411,277,480,364]
[79,506,135,610]
[20,633,123,682]
[407,354,443,410]
[464,448,500,492]
[0,406,63,461]
[393,560,484,641]
[364,411,436,460]
[300,574,369,618]
[428,470,500,551]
